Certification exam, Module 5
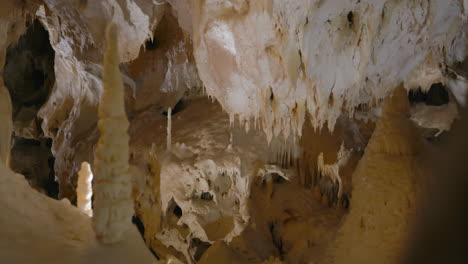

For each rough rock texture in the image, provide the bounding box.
[0,160,155,264]
[1,15,58,197]
[189,0,468,138]
[404,99,468,264]
[35,1,199,201]
[0,0,28,164]
[0,84,13,164]
[4,19,55,139]
[129,98,290,262]
[329,87,424,263]
[9,137,58,198]
[1,0,468,264]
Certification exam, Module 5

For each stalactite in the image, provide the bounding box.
[92,23,134,244]
[1,1,468,263]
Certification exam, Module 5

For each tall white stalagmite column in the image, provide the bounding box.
[92,23,134,244]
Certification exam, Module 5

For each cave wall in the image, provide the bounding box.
[189,0,468,137]
[0,1,467,264]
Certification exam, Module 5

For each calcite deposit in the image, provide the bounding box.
[77,162,93,217]
[92,23,134,244]
[0,0,467,263]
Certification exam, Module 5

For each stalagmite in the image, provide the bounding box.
[77,162,93,217]
[167,107,172,151]
[330,86,423,263]
[317,143,351,198]
[1,1,468,263]
[92,23,134,244]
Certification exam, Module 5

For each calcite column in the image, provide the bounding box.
[92,23,133,244]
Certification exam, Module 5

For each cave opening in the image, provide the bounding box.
[162,99,185,116]
[408,82,450,106]
[3,19,55,114]
[10,137,58,198]
[190,238,211,261]
[3,18,57,198]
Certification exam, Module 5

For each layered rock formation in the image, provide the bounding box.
[0,0,467,263]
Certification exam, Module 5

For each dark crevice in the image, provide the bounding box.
[3,19,57,198]
[10,137,58,199]
[269,222,285,260]
[356,103,369,112]
[4,19,55,114]
[272,173,286,184]
[262,173,286,186]
[173,205,183,218]
[45,155,58,198]
[408,83,450,106]
[200,192,214,201]
[132,215,161,260]
[162,99,185,116]
[149,247,161,260]
[347,11,354,25]
[132,215,146,238]
[341,194,350,209]
[167,198,183,219]
[145,38,159,50]
[190,238,211,261]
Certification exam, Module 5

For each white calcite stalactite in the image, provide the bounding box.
[92,23,134,244]
[188,0,468,138]
[1,1,468,263]
[77,162,94,217]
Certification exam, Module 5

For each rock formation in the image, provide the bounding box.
[0,0,467,263]
[92,23,134,244]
